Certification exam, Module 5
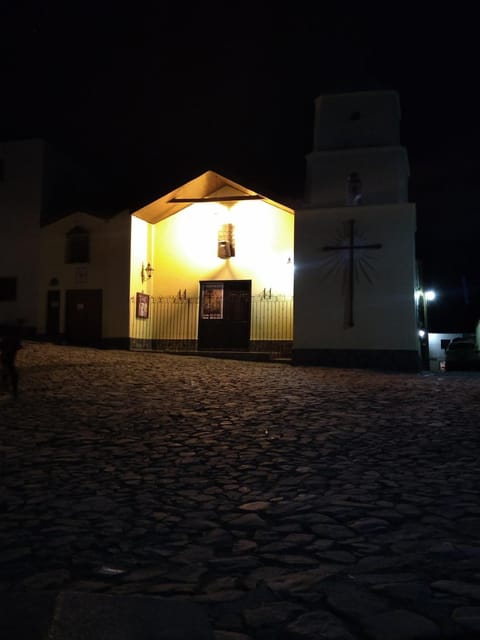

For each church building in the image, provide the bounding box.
[1,90,421,370]
[37,172,294,357]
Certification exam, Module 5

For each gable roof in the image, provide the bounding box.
[131,170,294,224]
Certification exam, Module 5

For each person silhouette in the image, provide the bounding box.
[1,323,23,399]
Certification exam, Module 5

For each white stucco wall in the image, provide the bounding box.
[293,203,417,351]
[38,210,131,339]
[0,139,43,330]
[305,147,409,208]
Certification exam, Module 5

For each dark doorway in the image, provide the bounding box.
[46,290,60,337]
[198,280,251,350]
[65,289,102,345]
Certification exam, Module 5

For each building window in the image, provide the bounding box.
[218,223,235,259]
[65,226,90,263]
[0,277,17,301]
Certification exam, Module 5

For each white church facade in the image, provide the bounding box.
[0,90,422,371]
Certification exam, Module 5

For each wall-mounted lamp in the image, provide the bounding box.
[141,262,154,283]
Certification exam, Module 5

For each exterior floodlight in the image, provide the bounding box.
[418,329,426,338]
[425,290,436,301]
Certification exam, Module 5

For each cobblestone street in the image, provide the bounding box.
[1,342,480,639]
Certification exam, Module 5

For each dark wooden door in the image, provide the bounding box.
[46,290,60,337]
[65,289,102,345]
[198,280,251,350]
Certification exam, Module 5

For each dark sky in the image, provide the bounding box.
[1,2,478,331]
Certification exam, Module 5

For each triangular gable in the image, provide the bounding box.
[131,170,293,224]
[41,210,106,230]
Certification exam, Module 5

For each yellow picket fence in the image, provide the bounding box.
[129,294,293,356]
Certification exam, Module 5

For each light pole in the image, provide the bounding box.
[416,289,436,370]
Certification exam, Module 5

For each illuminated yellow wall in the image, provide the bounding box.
[129,195,294,343]
[130,215,155,338]
[149,199,294,298]
[130,215,153,293]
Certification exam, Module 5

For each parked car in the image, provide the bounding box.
[445,338,480,371]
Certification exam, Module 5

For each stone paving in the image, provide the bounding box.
[1,341,480,639]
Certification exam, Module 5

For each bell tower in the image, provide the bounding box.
[293,90,420,371]
[305,90,410,208]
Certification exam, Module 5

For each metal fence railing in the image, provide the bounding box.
[130,294,293,356]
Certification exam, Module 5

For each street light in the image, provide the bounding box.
[416,288,437,370]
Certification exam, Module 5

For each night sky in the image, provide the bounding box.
[1,3,478,331]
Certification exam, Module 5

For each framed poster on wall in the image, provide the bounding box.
[136,292,150,319]
[201,283,224,319]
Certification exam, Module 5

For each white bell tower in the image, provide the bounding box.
[293,90,419,371]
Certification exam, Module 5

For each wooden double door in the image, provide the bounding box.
[198,280,251,350]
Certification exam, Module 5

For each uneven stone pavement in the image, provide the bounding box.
[1,342,480,639]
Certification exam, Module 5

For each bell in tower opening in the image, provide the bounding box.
[346,172,362,206]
